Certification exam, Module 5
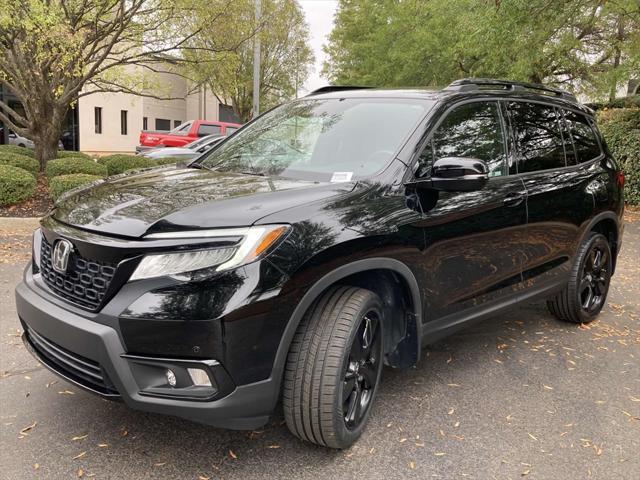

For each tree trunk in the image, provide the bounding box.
[33,125,62,172]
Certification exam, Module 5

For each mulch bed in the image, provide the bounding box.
[0,175,53,218]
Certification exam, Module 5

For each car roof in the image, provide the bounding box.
[306,78,592,115]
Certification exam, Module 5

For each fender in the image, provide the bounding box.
[267,257,423,403]
[576,210,621,272]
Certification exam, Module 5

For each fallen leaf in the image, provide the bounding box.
[72,435,88,441]
[528,433,538,441]
[522,469,530,476]
[266,445,280,449]
[543,385,553,390]
[77,468,84,478]
[434,452,446,456]
[72,451,86,460]
[409,461,416,469]
[19,421,37,436]
[58,390,75,395]
[229,449,237,459]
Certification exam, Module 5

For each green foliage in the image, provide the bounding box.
[598,108,640,205]
[49,174,102,200]
[56,150,93,160]
[0,152,39,175]
[45,157,107,178]
[0,144,35,158]
[0,165,36,206]
[185,0,314,122]
[99,154,154,175]
[324,0,640,100]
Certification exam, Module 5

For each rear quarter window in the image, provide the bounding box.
[563,110,602,163]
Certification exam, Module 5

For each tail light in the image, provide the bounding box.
[616,171,625,189]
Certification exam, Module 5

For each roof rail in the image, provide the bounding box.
[307,85,373,96]
[444,78,577,101]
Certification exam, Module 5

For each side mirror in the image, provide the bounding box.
[408,157,489,192]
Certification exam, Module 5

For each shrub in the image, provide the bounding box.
[57,150,93,160]
[598,107,640,205]
[0,144,35,158]
[0,165,37,206]
[0,152,39,176]
[99,154,153,175]
[45,157,107,178]
[49,174,102,200]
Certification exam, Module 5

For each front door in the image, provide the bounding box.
[408,100,527,330]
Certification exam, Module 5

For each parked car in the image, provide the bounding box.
[137,120,241,152]
[1,128,64,149]
[141,134,226,161]
[16,79,624,449]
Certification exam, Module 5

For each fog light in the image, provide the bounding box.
[165,369,177,387]
[187,368,212,386]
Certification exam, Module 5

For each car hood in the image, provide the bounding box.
[52,167,352,238]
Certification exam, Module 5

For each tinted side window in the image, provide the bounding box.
[198,124,222,136]
[510,102,565,173]
[417,102,506,178]
[564,111,601,163]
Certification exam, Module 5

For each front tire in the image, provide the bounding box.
[283,286,384,449]
[547,233,612,323]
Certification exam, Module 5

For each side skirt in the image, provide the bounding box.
[420,278,567,346]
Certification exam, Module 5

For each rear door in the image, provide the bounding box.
[410,100,528,325]
[507,101,598,294]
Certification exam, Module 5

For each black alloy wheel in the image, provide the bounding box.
[343,312,382,430]
[547,232,612,323]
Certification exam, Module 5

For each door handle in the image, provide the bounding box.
[503,192,525,207]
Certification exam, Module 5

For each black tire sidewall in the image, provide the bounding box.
[330,294,384,448]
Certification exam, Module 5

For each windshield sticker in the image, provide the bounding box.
[331,172,353,183]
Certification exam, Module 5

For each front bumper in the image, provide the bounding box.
[16,278,278,430]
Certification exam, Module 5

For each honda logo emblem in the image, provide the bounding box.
[52,239,73,273]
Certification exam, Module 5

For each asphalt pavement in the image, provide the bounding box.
[1,216,638,479]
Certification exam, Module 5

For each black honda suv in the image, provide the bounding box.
[16,79,624,448]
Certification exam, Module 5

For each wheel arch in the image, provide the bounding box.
[271,258,422,396]
[580,211,621,273]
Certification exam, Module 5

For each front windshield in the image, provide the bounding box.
[200,98,431,180]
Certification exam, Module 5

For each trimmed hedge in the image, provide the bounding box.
[0,144,35,158]
[57,150,93,160]
[0,152,39,176]
[0,165,37,206]
[99,154,154,175]
[598,107,640,205]
[49,174,103,200]
[45,157,107,178]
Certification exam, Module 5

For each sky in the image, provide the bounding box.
[298,0,339,95]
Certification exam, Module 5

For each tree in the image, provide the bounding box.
[323,0,640,100]
[185,0,314,122]
[0,0,248,169]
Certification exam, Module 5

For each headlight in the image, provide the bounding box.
[129,225,289,281]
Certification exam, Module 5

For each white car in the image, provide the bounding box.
[3,130,64,150]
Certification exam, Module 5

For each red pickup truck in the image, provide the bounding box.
[137,120,241,151]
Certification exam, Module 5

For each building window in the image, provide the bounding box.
[143,117,148,130]
[120,110,128,135]
[174,120,182,129]
[94,107,102,134]
[155,118,171,131]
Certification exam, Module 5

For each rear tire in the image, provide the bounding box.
[283,286,384,449]
[547,233,612,323]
